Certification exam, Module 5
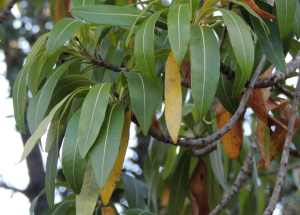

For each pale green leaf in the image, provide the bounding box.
[89,104,125,188]
[72,5,144,26]
[20,95,71,161]
[221,9,255,96]
[29,61,74,133]
[45,141,59,208]
[276,0,297,38]
[76,164,99,215]
[12,68,28,133]
[62,111,87,194]
[77,83,111,158]
[134,12,161,78]
[126,72,162,134]
[190,26,220,119]
[167,3,191,64]
[47,18,83,55]
[72,0,95,8]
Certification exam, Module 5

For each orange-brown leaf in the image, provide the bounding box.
[216,103,243,160]
[256,119,271,168]
[165,52,182,143]
[244,0,275,20]
[190,159,209,215]
[99,112,131,205]
[101,206,117,215]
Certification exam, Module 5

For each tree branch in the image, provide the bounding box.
[0,0,18,23]
[263,71,300,215]
[181,55,267,149]
[209,153,253,215]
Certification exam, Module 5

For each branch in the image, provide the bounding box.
[209,153,253,215]
[181,55,267,149]
[0,0,18,23]
[0,177,24,194]
[263,71,300,215]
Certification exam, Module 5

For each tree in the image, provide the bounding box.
[4,0,300,214]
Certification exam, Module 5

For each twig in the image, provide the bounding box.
[263,71,300,215]
[209,153,253,215]
[182,56,267,150]
[0,0,18,23]
[255,53,300,88]
[0,177,24,194]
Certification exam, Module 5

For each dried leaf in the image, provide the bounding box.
[215,103,243,160]
[165,52,182,143]
[243,0,275,20]
[256,119,271,168]
[99,112,131,205]
[101,206,117,215]
[190,159,209,215]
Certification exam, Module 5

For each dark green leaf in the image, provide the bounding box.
[47,18,83,55]
[251,19,286,72]
[126,209,154,215]
[123,174,148,209]
[221,9,255,96]
[190,26,220,119]
[168,154,190,215]
[134,12,161,78]
[77,83,111,158]
[293,0,300,37]
[72,0,95,8]
[72,5,144,26]
[51,200,75,215]
[275,0,297,38]
[126,72,162,134]
[62,111,87,194]
[89,104,125,187]
[167,4,191,64]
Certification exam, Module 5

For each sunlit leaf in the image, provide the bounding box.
[164,52,182,143]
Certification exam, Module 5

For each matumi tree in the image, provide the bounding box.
[5,0,300,214]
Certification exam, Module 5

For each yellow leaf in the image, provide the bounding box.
[165,52,182,143]
[101,206,117,215]
[99,112,131,205]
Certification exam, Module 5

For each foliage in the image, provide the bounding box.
[7,0,300,214]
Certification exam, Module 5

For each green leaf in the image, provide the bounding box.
[220,9,254,96]
[12,68,28,133]
[168,154,190,215]
[126,72,162,134]
[190,26,220,119]
[123,174,148,209]
[47,18,83,55]
[126,209,154,215]
[134,12,161,78]
[209,133,228,191]
[62,111,87,194]
[72,5,144,26]
[72,0,95,7]
[45,114,65,152]
[77,83,111,158]
[76,164,99,215]
[167,4,191,64]
[46,141,60,209]
[89,104,125,187]
[51,200,75,215]
[293,0,300,37]
[216,75,238,114]
[275,0,297,38]
[29,61,74,133]
[20,95,71,161]
[251,19,286,72]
